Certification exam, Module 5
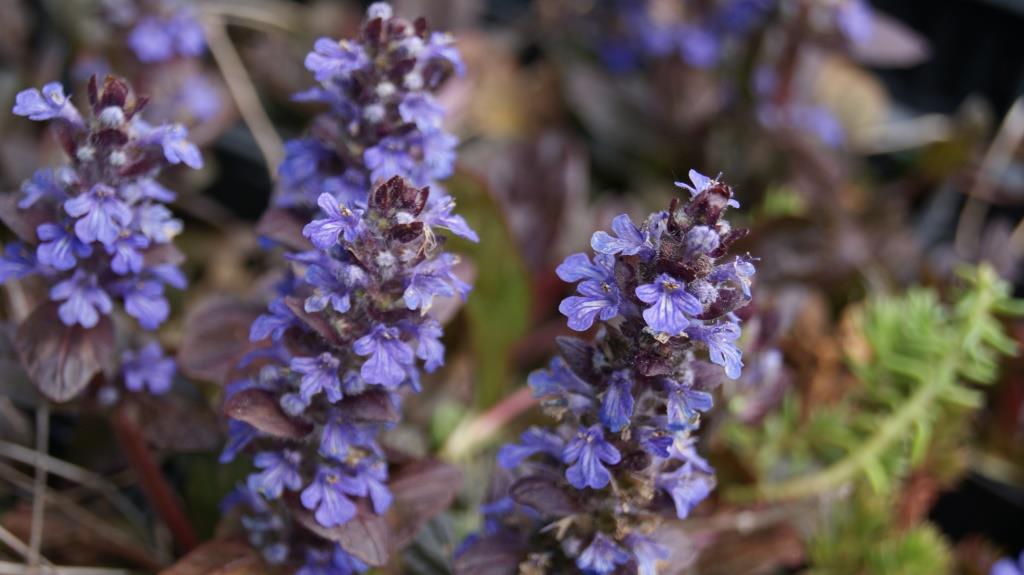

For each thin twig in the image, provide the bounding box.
[0,462,163,570]
[0,561,130,575]
[441,387,537,461]
[0,526,50,566]
[201,13,284,179]
[0,441,147,532]
[954,97,1024,257]
[27,405,49,570]
[199,0,302,33]
[1007,215,1024,263]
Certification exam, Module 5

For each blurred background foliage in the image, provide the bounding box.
[0,0,1023,574]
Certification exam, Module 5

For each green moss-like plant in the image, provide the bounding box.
[728,265,1023,502]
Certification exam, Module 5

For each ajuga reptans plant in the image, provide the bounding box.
[457,171,755,574]
[1,75,199,401]
[220,4,473,572]
[272,1,475,244]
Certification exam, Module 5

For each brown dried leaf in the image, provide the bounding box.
[15,303,113,402]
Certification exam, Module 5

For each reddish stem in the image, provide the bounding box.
[111,404,199,553]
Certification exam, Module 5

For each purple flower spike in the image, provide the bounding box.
[992,553,1024,575]
[460,172,753,572]
[107,232,150,275]
[64,184,132,247]
[599,370,634,433]
[249,450,303,500]
[305,38,369,82]
[559,280,622,331]
[303,260,365,314]
[122,342,176,394]
[496,427,565,469]
[686,321,744,379]
[710,255,756,298]
[666,378,714,429]
[291,353,343,403]
[556,252,615,283]
[50,271,113,328]
[414,319,445,372]
[250,298,295,342]
[675,169,739,208]
[9,74,192,401]
[563,425,621,490]
[36,223,93,271]
[576,533,630,575]
[128,17,175,62]
[121,279,170,330]
[403,253,468,311]
[636,273,702,335]
[0,243,36,282]
[12,83,79,124]
[300,467,361,527]
[657,464,714,519]
[627,534,670,575]
[156,125,203,169]
[399,93,444,131]
[304,194,364,249]
[354,324,414,388]
[590,214,651,258]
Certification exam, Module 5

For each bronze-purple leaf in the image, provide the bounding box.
[283,296,345,347]
[389,459,462,547]
[0,193,52,244]
[158,538,264,575]
[453,534,526,575]
[335,389,399,424]
[256,208,312,251]
[222,388,311,440]
[15,303,113,402]
[143,243,186,267]
[508,475,579,517]
[177,297,265,384]
[131,394,224,451]
[291,501,391,567]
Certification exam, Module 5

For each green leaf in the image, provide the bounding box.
[447,172,532,408]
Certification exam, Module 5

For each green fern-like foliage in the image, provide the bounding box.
[806,491,953,575]
[727,265,1022,501]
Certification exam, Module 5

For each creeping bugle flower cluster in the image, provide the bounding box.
[276,1,474,245]
[1,75,200,397]
[458,171,755,575]
[220,4,474,573]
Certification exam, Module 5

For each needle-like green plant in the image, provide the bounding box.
[728,265,1023,502]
